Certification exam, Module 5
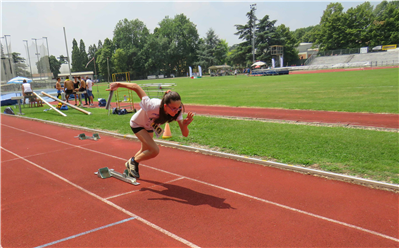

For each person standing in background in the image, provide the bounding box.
[86,76,94,106]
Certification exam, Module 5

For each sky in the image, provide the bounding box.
[1,0,381,69]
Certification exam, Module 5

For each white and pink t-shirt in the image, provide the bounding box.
[130,96,183,131]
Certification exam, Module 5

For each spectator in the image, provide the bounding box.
[55,77,63,99]
[22,79,33,104]
[64,76,74,104]
[86,76,94,106]
[76,76,86,107]
[73,76,80,105]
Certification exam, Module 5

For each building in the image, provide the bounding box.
[296,43,319,59]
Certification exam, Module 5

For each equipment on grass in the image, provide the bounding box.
[75,133,101,140]
[33,92,66,117]
[162,123,172,139]
[95,167,140,186]
[3,107,15,115]
[41,91,91,115]
[105,90,114,110]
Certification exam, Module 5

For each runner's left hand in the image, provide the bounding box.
[183,112,194,126]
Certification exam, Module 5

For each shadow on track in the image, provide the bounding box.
[139,179,236,210]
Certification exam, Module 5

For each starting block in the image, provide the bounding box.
[95,167,140,186]
[75,133,101,140]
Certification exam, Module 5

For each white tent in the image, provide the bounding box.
[251,61,266,67]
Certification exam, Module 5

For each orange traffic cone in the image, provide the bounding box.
[162,123,172,139]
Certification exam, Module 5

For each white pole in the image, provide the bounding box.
[63,27,72,79]
[33,92,67,117]
[41,91,92,115]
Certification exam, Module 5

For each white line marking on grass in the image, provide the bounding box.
[1,147,200,248]
[35,217,137,248]
[2,124,399,244]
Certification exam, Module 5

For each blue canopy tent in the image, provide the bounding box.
[7,76,32,84]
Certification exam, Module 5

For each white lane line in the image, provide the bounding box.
[1,147,200,248]
[106,177,185,200]
[35,217,137,248]
[2,124,399,243]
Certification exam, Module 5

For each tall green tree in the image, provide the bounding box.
[254,14,278,63]
[96,38,114,82]
[315,2,346,51]
[292,25,319,45]
[59,55,68,64]
[113,18,150,78]
[368,1,399,47]
[233,8,257,66]
[275,24,299,66]
[155,14,199,76]
[215,39,229,65]
[71,38,82,72]
[48,55,61,78]
[87,44,99,75]
[12,52,30,77]
[112,48,128,73]
[344,2,374,48]
[79,39,88,71]
[142,33,169,75]
[195,28,226,71]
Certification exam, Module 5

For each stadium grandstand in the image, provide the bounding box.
[291,44,399,71]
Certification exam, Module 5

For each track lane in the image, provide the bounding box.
[1,115,398,247]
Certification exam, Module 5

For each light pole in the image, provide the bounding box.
[42,37,50,57]
[250,4,257,63]
[4,35,15,78]
[63,27,72,79]
[23,40,33,80]
[32,38,42,80]
[42,37,51,78]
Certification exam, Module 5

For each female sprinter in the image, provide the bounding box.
[107,82,194,178]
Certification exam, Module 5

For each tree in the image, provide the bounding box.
[142,33,169,75]
[79,39,88,71]
[87,44,99,76]
[254,14,278,63]
[368,1,399,47]
[234,8,257,66]
[344,2,374,48]
[373,0,389,16]
[195,28,226,71]
[12,52,30,77]
[315,2,346,51]
[155,14,199,76]
[112,48,128,73]
[96,38,114,82]
[275,24,299,66]
[113,18,150,79]
[49,55,61,78]
[59,55,68,64]
[215,39,229,65]
[71,39,82,72]
[292,25,318,45]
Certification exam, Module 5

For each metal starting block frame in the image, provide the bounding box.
[95,167,140,185]
[75,133,101,140]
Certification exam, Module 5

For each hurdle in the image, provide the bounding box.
[33,92,66,117]
[41,91,92,115]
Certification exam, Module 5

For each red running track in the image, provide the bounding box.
[1,114,398,247]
